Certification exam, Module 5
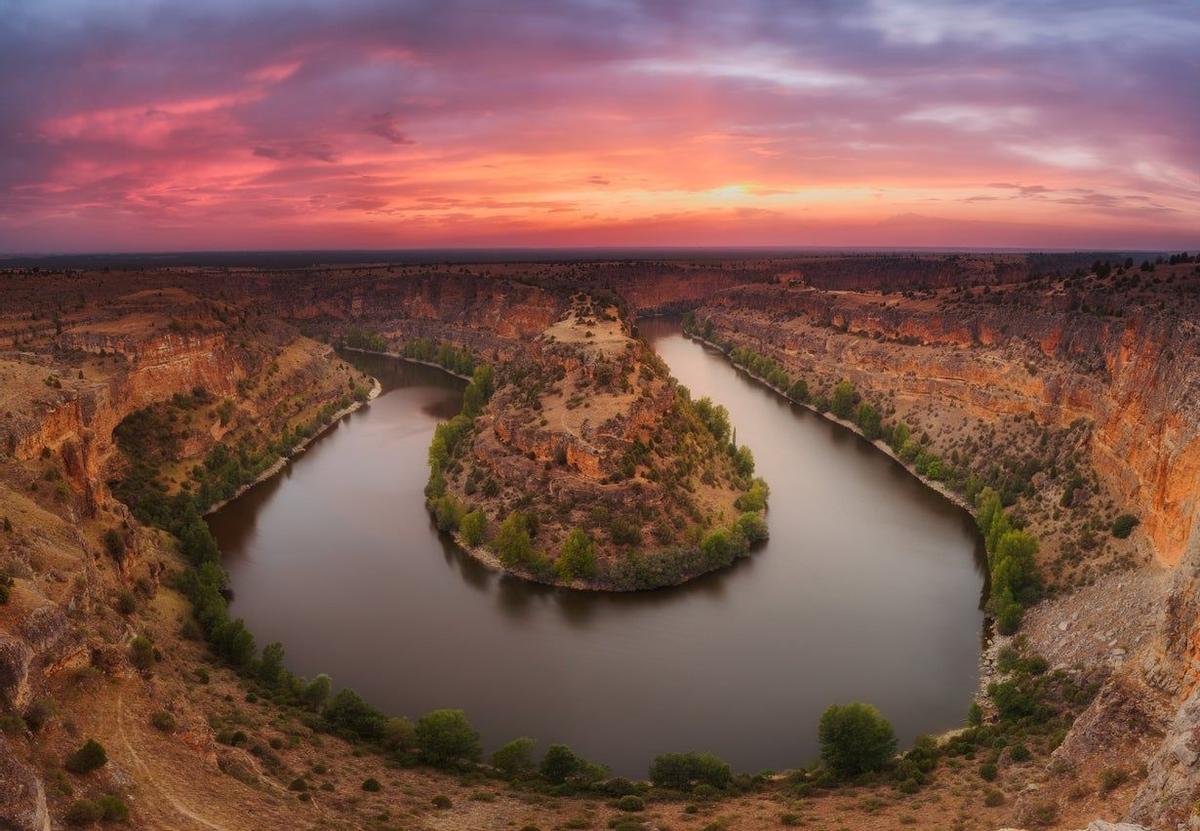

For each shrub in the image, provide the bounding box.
[151,711,176,732]
[65,739,108,774]
[979,762,997,781]
[301,674,331,710]
[103,529,126,561]
[494,512,534,567]
[96,794,129,821]
[984,789,1005,807]
[557,529,597,581]
[362,777,382,792]
[431,795,452,809]
[129,636,154,669]
[649,752,733,790]
[1008,742,1031,763]
[1111,513,1139,539]
[384,716,415,751]
[324,688,387,740]
[830,380,858,419]
[117,590,137,615]
[65,799,104,825]
[24,697,54,733]
[540,744,582,784]
[733,512,768,545]
[817,703,896,778]
[617,795,645,812]
[1099,766,1128,793]
[460,510,488,546]
[491,737,537,776]
[415,709,482,768]
[734,479,769,512]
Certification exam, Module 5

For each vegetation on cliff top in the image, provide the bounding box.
[423,301,770,590]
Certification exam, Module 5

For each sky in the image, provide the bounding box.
[1,0,1198,253]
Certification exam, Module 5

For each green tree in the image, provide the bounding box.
[693,398,731,444]
[557,528,597,581]
[540,743,582,784]
[258,641,285,688]
[415,709,482,768]
[787,378,810,403]
[649,752,733,790]
[493,512,534,567]
[384,717,416,751]
[733,512,769,545]
[491,737,537,776]
[1111,513,1139,539]
[733,445,755,477]
[830,380,859,420]
[817,703,897,777]
[324,688,387,740]
[855,403,882,440]
[301,674,332,711]
[129,635,155,670]
[734,478,769,512]
[460,509,489,547]
[65,739,108,774]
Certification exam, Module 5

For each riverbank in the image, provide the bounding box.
[683,330,976,516]
[203,376,382,516]
[342,345,474,381]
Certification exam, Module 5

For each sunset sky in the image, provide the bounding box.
[2,0,1198,252]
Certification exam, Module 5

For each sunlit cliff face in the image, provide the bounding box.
[1,0,1198,252]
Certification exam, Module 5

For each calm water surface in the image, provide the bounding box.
[210,325,986,776]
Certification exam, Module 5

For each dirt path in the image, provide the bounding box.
[115,691,229,831]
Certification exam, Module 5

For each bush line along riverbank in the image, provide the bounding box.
[681,313,1041,634]
[99,326,1093,813]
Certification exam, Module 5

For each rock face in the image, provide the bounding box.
[0,736,49,831]
[694,279,1200,569]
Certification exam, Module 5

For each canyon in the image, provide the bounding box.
[0,252,1198,829]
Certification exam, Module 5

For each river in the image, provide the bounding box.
[209,321,986,776]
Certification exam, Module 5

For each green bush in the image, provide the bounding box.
[65,799,104,825]
[1111,513,1139,539]
[616,794,645,812]
[151,711,176,732]
[557,529,597,581]
[983,789,1004,807]
[362,777,382,792]
[491,737,537,776]
[494,512,535,567]
[817,703,896,778]
[540,744,582,784]
[415,709,482,768]
[130,635,155,670]
[979,762,997,781]
[65,739,108,774]
[431,795,452,809]
[830,380,858,419]
[384,716,415,751]
[733,512,768,545]
[460,509,489,546]
[95,794,129,821]
[323,688,386,740]
[649,752,733,790]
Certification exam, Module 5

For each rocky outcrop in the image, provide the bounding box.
[0,737,48,831]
